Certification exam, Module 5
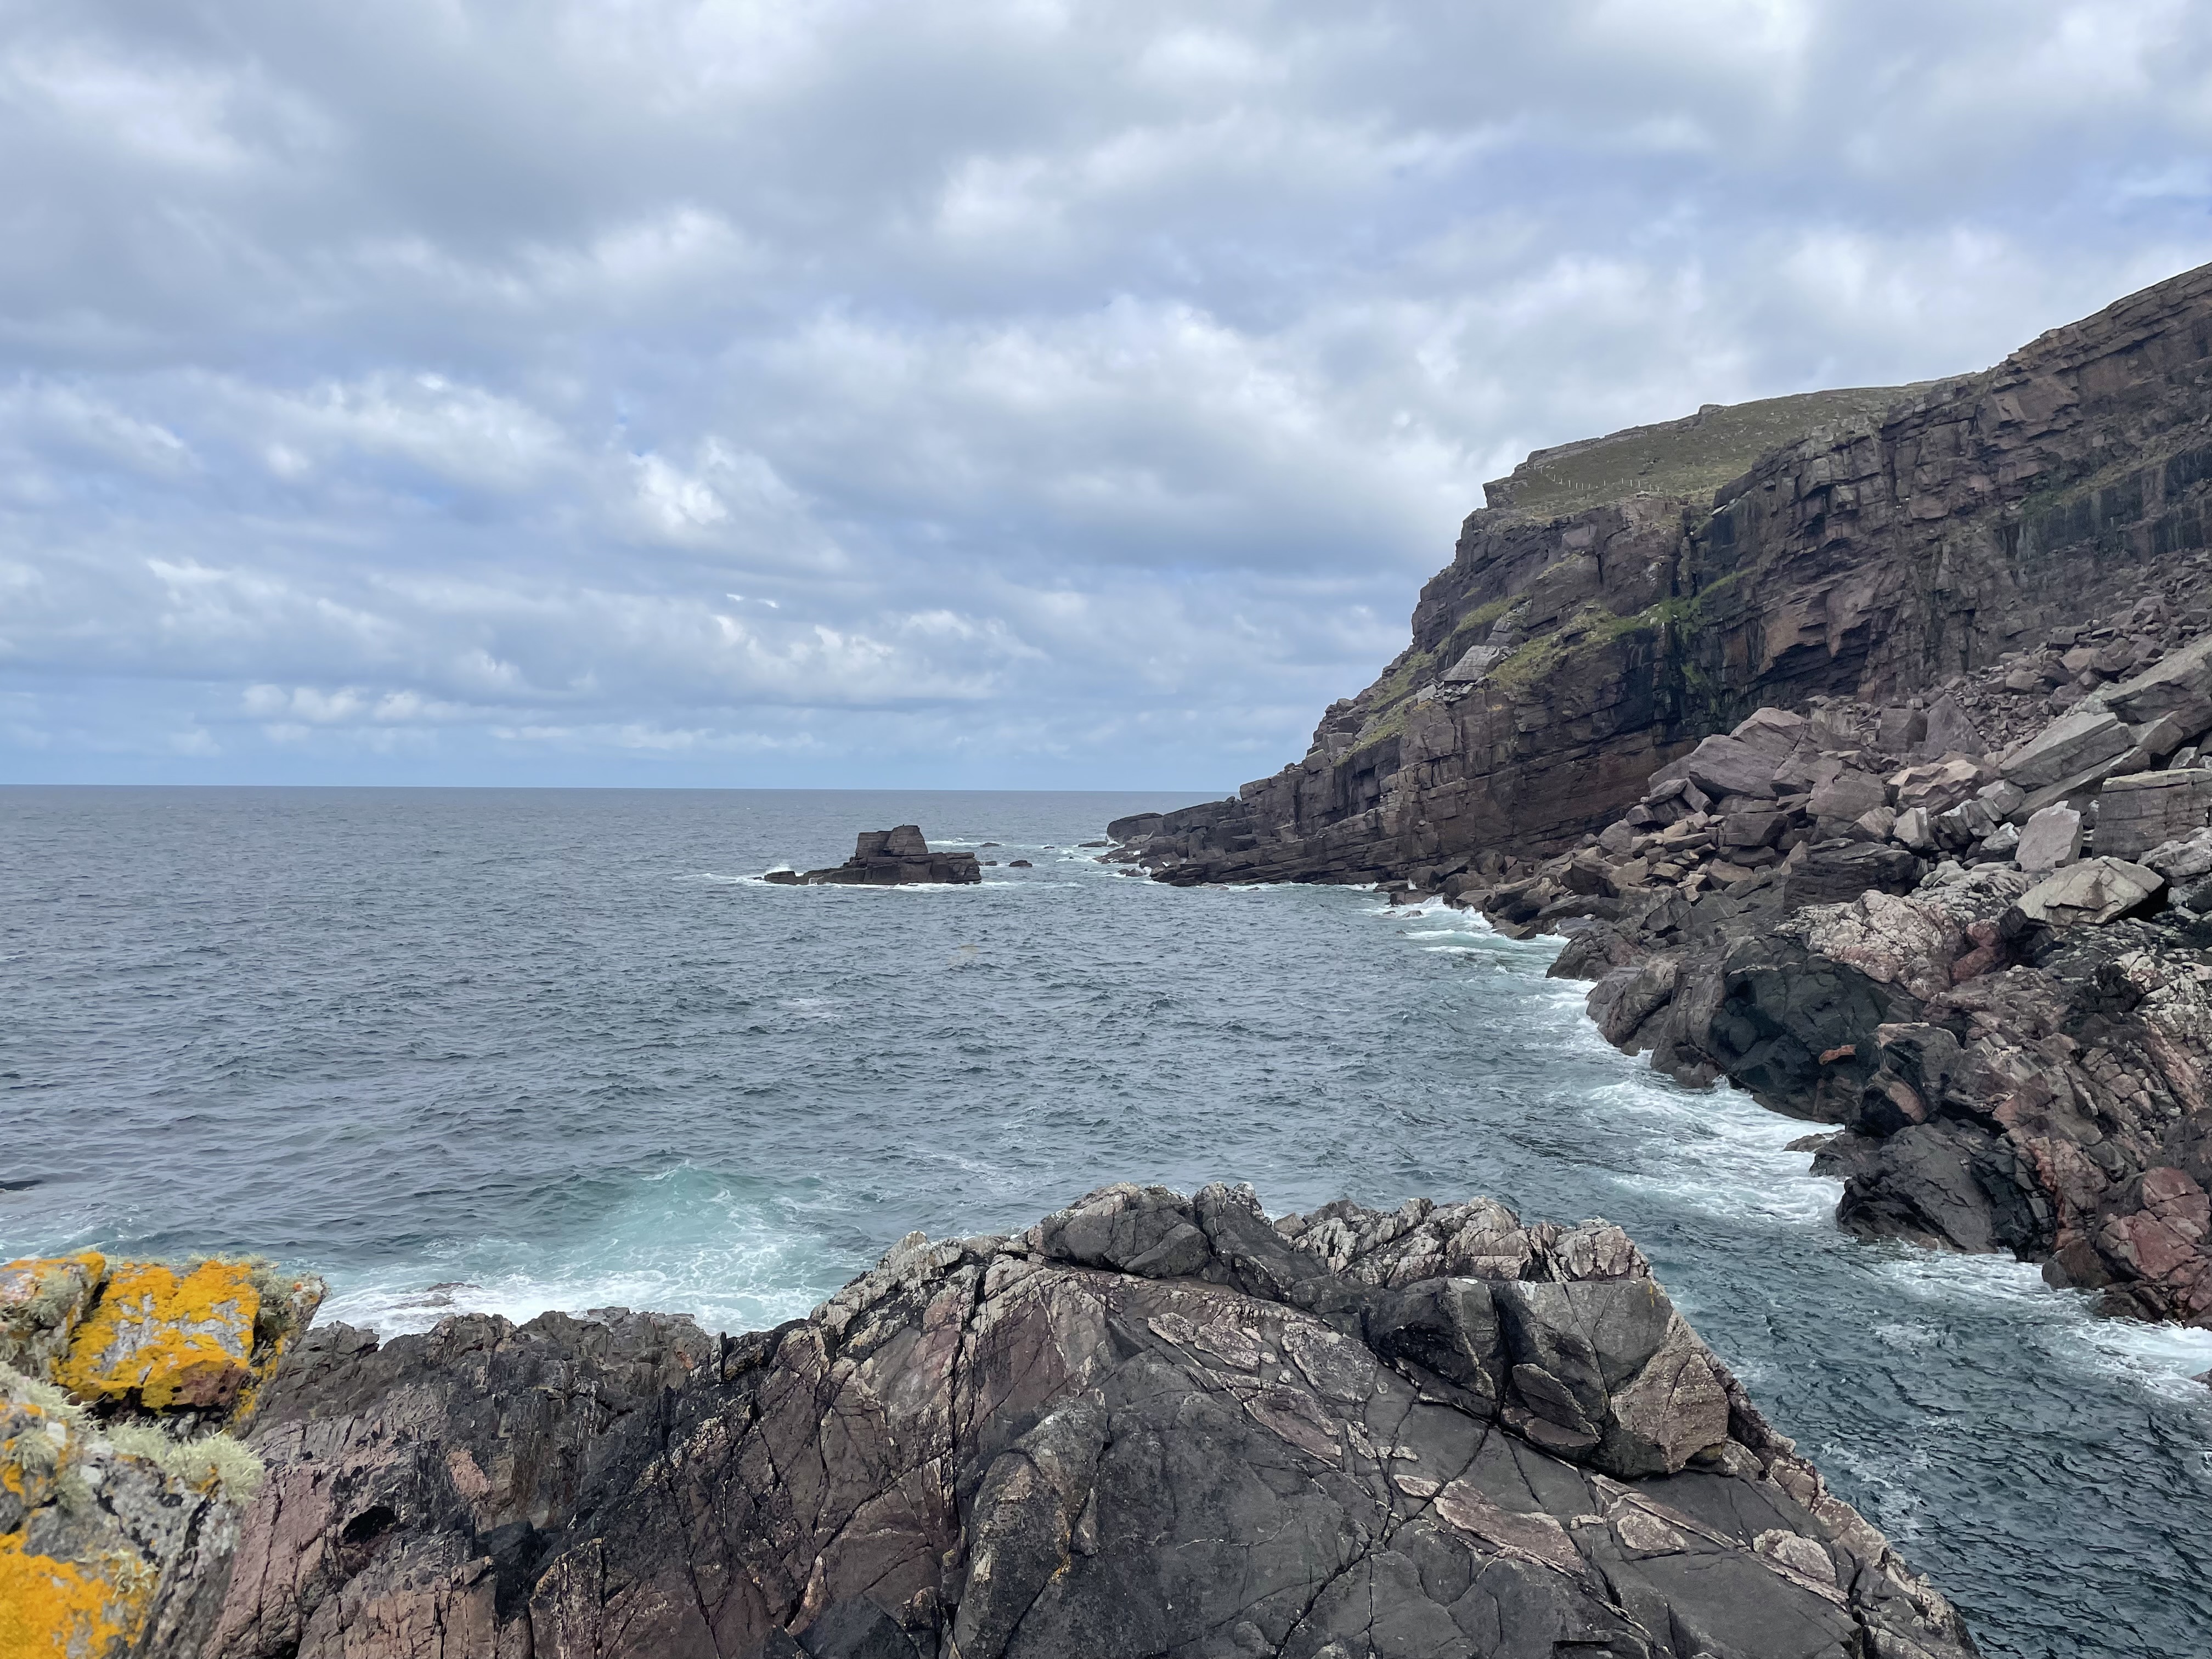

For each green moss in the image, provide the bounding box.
[1489,383,1934,520]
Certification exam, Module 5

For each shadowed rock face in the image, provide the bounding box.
[195,1186,1979,1659]
[1114,261,2212,885]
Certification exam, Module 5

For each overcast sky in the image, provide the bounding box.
[4,1,2209,787]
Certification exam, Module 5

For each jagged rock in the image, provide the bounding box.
[765,826,983,887]
[2015,856,2164,926]
[188,1186,1980,1659]
[2015,805,2084,872]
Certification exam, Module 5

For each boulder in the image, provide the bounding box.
[2142,826,2212,883]
[2103,630,2212,734]
[1651,734,1781,800]
[1783,841,1923,910]
[1999,706,2133,794]
[1729,706,1808,758]
[1917,693,1987,758]
[1893,806,1935,851]
[2015,857,2164,926]
[194,1186,1982,1659]
[1891,755,1985,814]
[1720,809,1785,849]
[2095,769,2212,860]
[1807,765,1887,823]
[2015,805,2084,872]
[1876,706,1927,753]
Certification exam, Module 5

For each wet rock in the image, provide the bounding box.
[187,1186,1980,1659]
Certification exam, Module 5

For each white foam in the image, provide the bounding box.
[1363,887,2212,1390]
[317,1165,853,1340]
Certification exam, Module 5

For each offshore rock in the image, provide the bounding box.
[187,1187,1980,1658]
[1114,259,2212,886]
[765,825,982,887]
[0,1253,324,1658]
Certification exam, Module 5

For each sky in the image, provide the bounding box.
[3,2,2210,788]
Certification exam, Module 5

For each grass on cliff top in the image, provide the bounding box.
[1486,383,1938,520]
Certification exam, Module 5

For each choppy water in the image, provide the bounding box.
[4,786,2210,1657]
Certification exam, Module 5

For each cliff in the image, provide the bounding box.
[1115,261,2212,888]
[2,1192,1982,1657]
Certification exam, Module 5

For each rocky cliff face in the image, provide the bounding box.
[1115,261,2212,888]
[10,1190,1984,1657]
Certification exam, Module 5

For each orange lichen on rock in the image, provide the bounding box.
[56,1262,260,1412]
[0,1533,145,1659]
[0,1256,108,1378]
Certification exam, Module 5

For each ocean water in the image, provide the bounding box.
[4,785,2210,1657]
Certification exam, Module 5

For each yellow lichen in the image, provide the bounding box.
[57,1263,259,1413]
[0,1533,144,1659]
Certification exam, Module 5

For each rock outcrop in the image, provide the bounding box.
[1110,259,2212,888]
[1448,600,2212,1324]
[114,1188,1978,1658]
[765,826,981,887]
[0,1252,324,1658]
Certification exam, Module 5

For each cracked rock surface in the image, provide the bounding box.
[190,1184,1978,1658]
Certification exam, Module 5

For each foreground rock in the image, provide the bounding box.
[765,825,981,886]
[189,1186,1976,1658]
[0,1252,323,1657]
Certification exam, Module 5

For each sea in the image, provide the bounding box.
[4,786,2209,1657]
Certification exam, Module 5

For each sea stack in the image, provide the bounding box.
[765,825,982,886]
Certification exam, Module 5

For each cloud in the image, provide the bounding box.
[1,0,2209,785]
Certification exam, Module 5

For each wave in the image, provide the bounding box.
[316,1165,854,1340]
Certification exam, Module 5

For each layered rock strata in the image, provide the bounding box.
[765,825,981,887]
[58,1189,1980,1658]
[0,1252,324,1658]
[1111,260,2212,886]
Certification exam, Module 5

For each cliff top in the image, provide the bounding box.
[1483,381,1939,520]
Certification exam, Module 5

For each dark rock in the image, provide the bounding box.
[189,1186,1981,1659]
[781,826,981,887]
[1781,842,1922,910]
